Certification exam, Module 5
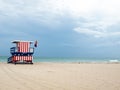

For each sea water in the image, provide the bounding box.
[0,56,120,63]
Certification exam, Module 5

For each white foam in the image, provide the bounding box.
[109,60,119,63]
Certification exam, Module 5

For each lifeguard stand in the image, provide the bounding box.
[8,40,34,64]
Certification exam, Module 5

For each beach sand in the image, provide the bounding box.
[0,62,120,90]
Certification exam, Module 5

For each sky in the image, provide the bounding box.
[1,0,120,58]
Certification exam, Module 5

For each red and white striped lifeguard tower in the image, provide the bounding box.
[8,40,35,64]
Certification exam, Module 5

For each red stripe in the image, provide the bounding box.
[27,56,29,61]
[24,42,25,52]
[24,56,26,61]
[13,56,15,61]
[18,56,19,61]
[15,56,17,61]
[27,56,28,61]
[25,56,27,61]
[19,56,21,60]
[22,42,23,52]
[28,42,30,52]
[20,42,22,52]
[17,56,19,61]
[25,42,26,52]
[30,56,32,61]
[20,56,22,61]
[24,42,26,52]
[22,42,24,52]
[31,56,32,61]
[25,56,26,61]
[26,42,27,52]
[29,56,30,61]
[25,42,28,52]
[19,42,21,52]
[23,56,25,60]
[22,56,23,60]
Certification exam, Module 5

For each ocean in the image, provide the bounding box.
[0,56,119,63]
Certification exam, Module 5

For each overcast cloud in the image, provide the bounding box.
[0,0,120,57]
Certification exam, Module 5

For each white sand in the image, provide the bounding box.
[0,62,120,90]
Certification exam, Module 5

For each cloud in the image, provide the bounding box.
[73,6,120,38]
[0,0,120,15]
[1,0,120,22]
[0,0,67,18]
[1,0,120,37]
[74,27,120,38]
[74,28,104,38]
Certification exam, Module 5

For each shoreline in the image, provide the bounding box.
[1,61,120,64]
[1,56,120,63]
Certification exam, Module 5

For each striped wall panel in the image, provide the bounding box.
[17,42,30,53]
[12,56,33,62]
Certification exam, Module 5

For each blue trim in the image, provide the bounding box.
[10,47,34,55]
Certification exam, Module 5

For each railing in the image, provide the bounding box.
[10,47,17,54]
[10,47,34,55]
